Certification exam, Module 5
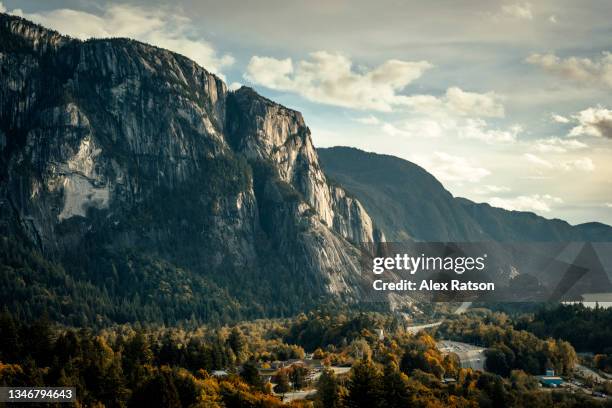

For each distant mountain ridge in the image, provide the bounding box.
[318,146,612,242]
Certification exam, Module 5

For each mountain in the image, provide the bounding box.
[318,147,486,241]
[0,13,381,325]
[1,14,609,326]
[318,146,612,242]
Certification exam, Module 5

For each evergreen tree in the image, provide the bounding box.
[346,359,381,408]
[316,368,343,408]
[289,365,310,390]
[0,312,20,362]
[129,369,181,408]
[241,359,263,389]
[274,368,291,397]
[122,331,153,387]
[228,327,247,363]
[381,360,411,408]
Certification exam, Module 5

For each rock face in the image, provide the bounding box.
[227,88,378,246]
[0,14,383,324]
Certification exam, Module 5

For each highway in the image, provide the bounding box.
[437,340,486,371]
[279,389,316,403]
[402,302,486,370]
[404,301,473,334]
[405,321,442,334]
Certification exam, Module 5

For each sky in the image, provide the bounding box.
[3,0,612,225]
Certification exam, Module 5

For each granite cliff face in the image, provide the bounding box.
[227,88,379,246]
[0,14,383,324]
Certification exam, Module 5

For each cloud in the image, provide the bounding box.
[444,87,505,117]
[245,52,432,111]
[549,15,558,24]
[382,119,445,138]
[526,52,612,88]
[403,88,504,118]
[381,123,412,138]
[501,3,533,20]
[245,51,506,122]
[532,137,588,153]
[524,153,595,172]
[551,113,570,123]
[473,185,511,195]
[0,2,5,13]
[490,194,562,213]
[5,4,233,77]
[412,152,490,183]
[524,153,553,168]
[569,107,612,139]
[379,115,519,143]
[354,115,380,125]
[351,83,511,143]
[457,118,521,143]
[605,203,612,208]
[561,157,595,171]
[228,82,242,91]
[484,185,511,193]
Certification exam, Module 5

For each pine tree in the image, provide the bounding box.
[228,327,247,363]
[122,331,153,387]
[289,365,310,390]
[241,359,263,389]
[316,368,343,408]
[381,361,411,408]
[129,369,181,408]
[0,312,20,362]
[274,368,291,397]
[346,359,381,408]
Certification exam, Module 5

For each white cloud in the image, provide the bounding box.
[5,4,233,77]
[549,15,558,23]
[526,52,612,88]
[406,119,446,138]
[501,3,533,20]
[457,118,521,143]
[228,82,243,91]
[354,115,380,125]
[381,123,412,138]
[0,2,6,13]
[569,107,612,139]
[473,185,511,195]
[444,87,505,117]
[379,114,519,143]
[245,51,432,111]
[524,153,595,172]
[561,157,595,172]
[412,152,491,183]
[490,194,563,213]
[484,185,511,193]
[245,51,506,122]
[403,88,504,118]
[551,113,570,123]
[354,84,511,144]
[605,203,612,208]
[524,153,553,168]
[532,137,588,153]
[382,118,446,139]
